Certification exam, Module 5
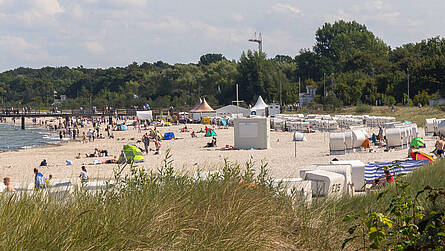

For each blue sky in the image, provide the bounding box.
[1,0,444,72]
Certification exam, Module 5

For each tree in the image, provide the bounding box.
[199,53,226,65]
[313,20,389,74]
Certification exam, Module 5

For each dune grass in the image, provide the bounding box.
[0,155,444,250]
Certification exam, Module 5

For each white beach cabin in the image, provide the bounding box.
[304,170,345,197]
[330,160,366,192]
[234,117,270,149]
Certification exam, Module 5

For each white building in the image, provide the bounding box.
[268,103,281,117]
[299,86,317,106]
[216,105,250,117]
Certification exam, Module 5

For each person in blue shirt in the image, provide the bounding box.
[34,168,46,190]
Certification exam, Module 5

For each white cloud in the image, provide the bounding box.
[0,35,50,62]
[84,41,106,55]
[1,0,445,72]
[0,35,35,50]
[272,3,302,16]
[232,13,244,22]
[22,0,64,23]
[109,0,149,8]
[373,0,383,10]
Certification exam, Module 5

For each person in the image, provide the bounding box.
[154,139,162,155]
[191,131,196,138]
[82,132,87,143]
[87,129,92,142]
[371,133,377,145]
[434,136,445,157]
[142,133,150,153]
[408,146,415,158]
[3,177,14,192]
[45,175,53,187]
[206,137,217,147]
[378,126,384,140]
[39,159,47,167]
[384,170,395,184]
[105,156,118,164]
[34,168,46,190]
[79,166,88,185]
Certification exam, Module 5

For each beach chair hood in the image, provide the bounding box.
[410,137,424,148]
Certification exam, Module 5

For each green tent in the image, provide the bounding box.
[410,137,425,148]
[118,145,144,163]
[205,128,217,137]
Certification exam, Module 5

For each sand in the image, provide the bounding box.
[0,117,437,184]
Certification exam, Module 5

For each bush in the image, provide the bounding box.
[413,90,430,106]
[355,104,372,113]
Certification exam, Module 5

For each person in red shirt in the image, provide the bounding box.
[384,170,395,184]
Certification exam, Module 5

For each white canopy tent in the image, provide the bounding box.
[250,96,268,116]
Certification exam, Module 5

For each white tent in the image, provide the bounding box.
[216,105,250,117]
[136,111,153,121]
[250,96,268,116]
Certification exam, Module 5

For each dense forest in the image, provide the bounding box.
[1,20,444,110]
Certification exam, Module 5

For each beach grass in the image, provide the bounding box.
[0,155,444,250]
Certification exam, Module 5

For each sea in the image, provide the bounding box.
[0,124,60,152]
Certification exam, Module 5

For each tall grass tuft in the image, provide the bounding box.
[0,154,444,250]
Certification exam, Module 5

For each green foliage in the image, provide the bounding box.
[343,176,445,250]
[199,53,226,65]
[413,90,430,106]
[355,104,372,114]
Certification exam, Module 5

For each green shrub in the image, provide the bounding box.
[355,104,372,113]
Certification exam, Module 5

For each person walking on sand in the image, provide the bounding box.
[142,133,150,153]
[87,129,92,142]
[79,166,88,185]
[34,168,46,190]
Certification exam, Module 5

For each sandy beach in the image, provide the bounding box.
[0,117,436,184]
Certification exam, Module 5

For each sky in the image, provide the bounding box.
[1,0,445,72]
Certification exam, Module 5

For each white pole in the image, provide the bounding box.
[298,77,301,107]
[236,84,240,116]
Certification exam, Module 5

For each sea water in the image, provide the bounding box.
[0,124,60,152]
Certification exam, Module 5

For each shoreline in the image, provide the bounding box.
[0,120,65,153]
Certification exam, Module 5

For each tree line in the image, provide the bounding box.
[0,20,444,110]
